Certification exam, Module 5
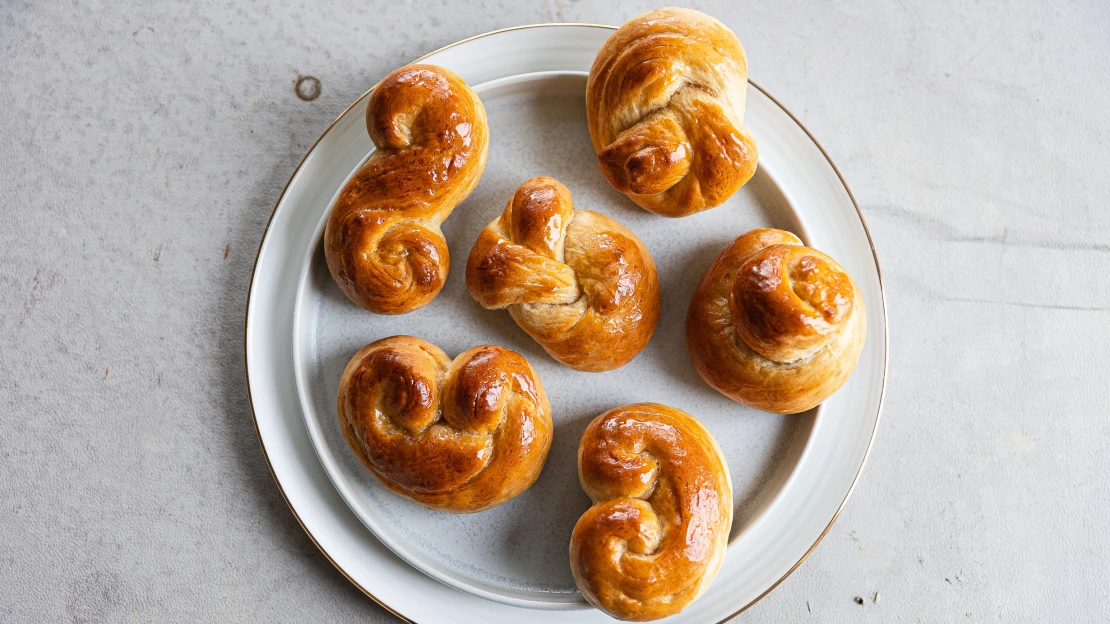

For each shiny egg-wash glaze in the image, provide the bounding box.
[325,65,489,314]
[466,177,660,372]
[570,403,733,621]
[337,336,552,512]
[586,8,758,217]
[687,229,867,414]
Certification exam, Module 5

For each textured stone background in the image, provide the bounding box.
[2,1,1108,621]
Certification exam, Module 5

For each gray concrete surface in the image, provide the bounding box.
[2,0,1108,621]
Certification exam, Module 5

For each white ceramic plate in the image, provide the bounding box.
[247,23,886,623]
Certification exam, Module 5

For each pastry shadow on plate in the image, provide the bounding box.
[495,407,597,593]
[467,297,552,365]
[728,409,816,542]
[745,164,808,242]
[306,240,366,315]
[649,237,731,399]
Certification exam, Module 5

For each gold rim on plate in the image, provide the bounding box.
[243,22,888,624]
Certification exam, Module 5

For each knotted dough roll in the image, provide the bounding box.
[687,229,867,414]
[466,176,660,372]
[337,336,552,512]
[325,65,489,314]
[570,403,733,621]
[586,8,758,217]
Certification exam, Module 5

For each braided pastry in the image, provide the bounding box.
[687,229,867,414]
[586,8,758,217]
[325,65,489,314]
[466,177,660,372]
[337,336,552,512]
[570,403,733,621]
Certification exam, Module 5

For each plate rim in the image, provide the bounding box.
[244,21,888,624]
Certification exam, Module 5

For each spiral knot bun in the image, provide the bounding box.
[686,229,866,414]
[466,177,660,372]
[586,8,758,217]
[337,336,552,512]
[570,403,732,621]
[325,65,489,314]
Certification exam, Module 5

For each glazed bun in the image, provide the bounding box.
[466,176,660,372]
[325,65,488,314]
[570,403,733,621]
[687,229,866,413]
[337,336,552,512]
[586,8,758,217]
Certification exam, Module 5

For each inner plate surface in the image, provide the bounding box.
[294,72,816,609]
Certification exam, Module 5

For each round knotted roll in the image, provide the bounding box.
[570,403,733,621]
[325,64,489,314]
[687,229,867,414]
[586,8,758,218]
[337,336,552,512]
[466,176,660,372]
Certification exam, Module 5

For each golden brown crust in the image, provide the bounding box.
[336,336,552,512]
[466,177,660,372]
[586,8,758,217]
[324,65,489,314]
[686,229,867,414]
[570,403,733,621]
